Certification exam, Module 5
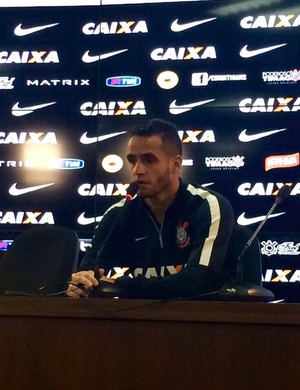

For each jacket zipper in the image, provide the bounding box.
[144,208,164,248]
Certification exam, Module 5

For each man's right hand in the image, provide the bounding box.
[66,269,105,297]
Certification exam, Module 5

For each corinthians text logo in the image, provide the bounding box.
[239,97,300,113]
[0,132,57,144]
[0,51,59,64]
[238,182,300,196]
[150,46,216,61]
[78,183,130,196]
[80,101,146,116]
[82,21,148,35]
[0,211,54,224]
[240,14,300,29]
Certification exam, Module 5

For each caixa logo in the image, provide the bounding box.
[106,76,141,87]
[78,183,130,196]
[150,46,216,61]
[80,101,146,116]
[0,132,57,145]
[263,269,300,283]
[0,211,55,224]
[238,182,300,196]
[239,97,300,113]
[240,15,300,29]
[82,21,148,35]
[0,51,59,64]
[49,159,84,169]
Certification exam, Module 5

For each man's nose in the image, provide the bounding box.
[133,160,145,175]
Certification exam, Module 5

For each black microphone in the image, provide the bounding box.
[89,181,139,297]
[218,184,292,302]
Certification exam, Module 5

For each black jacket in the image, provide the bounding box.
[80,180,235,299]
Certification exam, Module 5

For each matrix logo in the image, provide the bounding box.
[192,72,246,86]
[261,240,300,257]
[205,156,245,169]
[263,269,300,283]
[78,183,130,196]
[27,79,90,87]
[240,15,300,29]
[80,101,146,116]
[106,76,141,87]
[178,130,215,143]
[0,159,83,169]
[0,77,15,89]
[0,132,57,144]
[262,70,300,84]
[239,97,300,113]
[82,21,148,35]
[0,211,54,224]
[237,182,300,196]
[151,46,216,61]
[265,153,300,171]
[0,51,59,64]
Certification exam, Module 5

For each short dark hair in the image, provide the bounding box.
[131,118,182,156]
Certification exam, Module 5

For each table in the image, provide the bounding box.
[0,297,299,390]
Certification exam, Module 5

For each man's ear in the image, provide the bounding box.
[171,155,182,173]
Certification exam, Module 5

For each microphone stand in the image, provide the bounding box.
[218,185,292,302]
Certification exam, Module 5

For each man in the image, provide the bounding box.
[67,118,235,299]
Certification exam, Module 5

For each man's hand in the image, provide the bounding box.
[66,268,105,297]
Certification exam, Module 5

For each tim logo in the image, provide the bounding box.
[106,76,141,87]
[49,159,84,169]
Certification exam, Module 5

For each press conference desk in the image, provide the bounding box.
[0,297,300,390]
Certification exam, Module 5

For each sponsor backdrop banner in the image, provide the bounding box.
[0,0,299,300]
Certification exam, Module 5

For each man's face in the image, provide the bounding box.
[126,134,181,199]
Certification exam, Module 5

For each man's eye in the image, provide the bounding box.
[144,157,154,164]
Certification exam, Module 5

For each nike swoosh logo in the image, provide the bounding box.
[14,23,59,36]
[80,131,127,145]
[9,183,54,196]
[237,212,285,226]
[82,49,128,63]
[135,236,149,242]
[240,43,287,58]
[169,99,215,115]
[77,213,103,225]
[12,102,56,117]
[171,17,217,32]
[238,128,287,142]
